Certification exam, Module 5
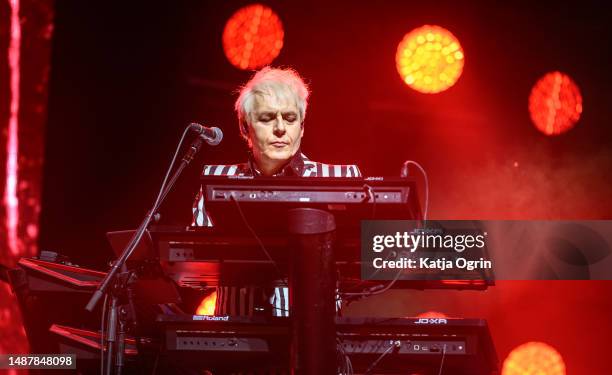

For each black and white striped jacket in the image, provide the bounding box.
[192,152,361,316]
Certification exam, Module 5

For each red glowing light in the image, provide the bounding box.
[529,71,583,136]
[502,342,566,375]
[396,25,464,94]
[196,291,217,316]
[5,0,22,256]
[222,4,284,70]
[416,311,449,319]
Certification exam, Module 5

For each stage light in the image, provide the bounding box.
[395,25,464,94]
[196,291,217,316]
[502,342,566,375]
[222,4,284,70]
[528,71,582,136]
[416,311,449,319]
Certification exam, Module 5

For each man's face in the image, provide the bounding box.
[247,92,304,173]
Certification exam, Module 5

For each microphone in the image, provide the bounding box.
[189,123,223,145]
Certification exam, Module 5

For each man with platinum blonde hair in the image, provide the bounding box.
[235,66,309,176]
[235,67,308,140]
[192,66,361,317]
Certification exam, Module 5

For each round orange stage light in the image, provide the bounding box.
[222,4,284,70]
[396,25,464,94]
[528,71,583,136]
[502,342,566,375]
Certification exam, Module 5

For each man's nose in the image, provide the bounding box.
[273,114,286,135]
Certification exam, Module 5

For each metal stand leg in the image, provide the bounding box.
[115,306,127,375]
[105,297,118,375]
[287,208,337,375]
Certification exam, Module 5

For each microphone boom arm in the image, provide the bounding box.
[85,127,207,312]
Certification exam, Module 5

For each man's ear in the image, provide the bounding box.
[300,122,305,138]
[241,122,252,148]
[240,117,252,139]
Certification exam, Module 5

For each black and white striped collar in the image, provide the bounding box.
[246,150,314,177]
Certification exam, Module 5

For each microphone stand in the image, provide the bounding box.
[85,132,206,375]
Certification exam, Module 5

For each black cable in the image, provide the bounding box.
[401,160,429,221]
[336,337,353,375]
[363,340,401,375]
[336,184,383,304]
[336,341,346,375]
[340,265,402,298]
[229,192,284,280]
[340,250,408,299]
[150,342,161,375]
[345,184,422,294]
[437,344,447,375]
[341,249,398,295]
[363,184,377,219]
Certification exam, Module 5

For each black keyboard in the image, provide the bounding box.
[156,314,498,374]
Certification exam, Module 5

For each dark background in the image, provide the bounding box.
[38,1,612,372]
